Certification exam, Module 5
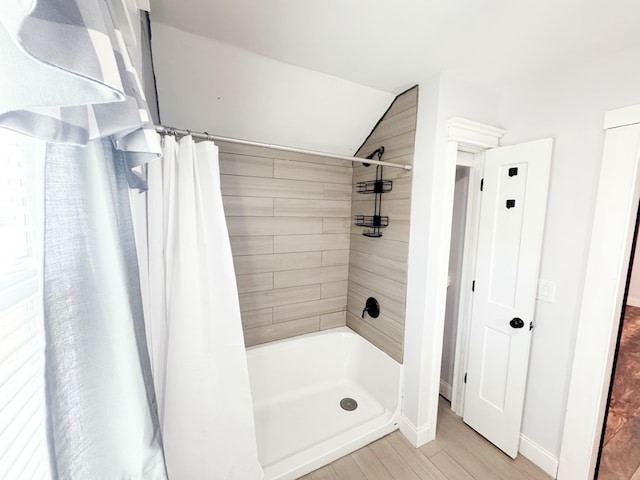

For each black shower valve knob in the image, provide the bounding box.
[361,297,380,319]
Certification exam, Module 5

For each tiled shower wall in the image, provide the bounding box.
[347,87,418,362]
[218,141,353,346]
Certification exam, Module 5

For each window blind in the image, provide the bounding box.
[0,129,50,480]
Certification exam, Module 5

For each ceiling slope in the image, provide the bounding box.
[151,0,640,92]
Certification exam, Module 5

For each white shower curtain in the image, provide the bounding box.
[140,135,262,479]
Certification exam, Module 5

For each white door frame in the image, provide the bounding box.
[558,104,640,479]
[449,151,483,414]
[400,116,503,448]
[445,118,505,414]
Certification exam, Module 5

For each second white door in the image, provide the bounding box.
[463,138,552,458]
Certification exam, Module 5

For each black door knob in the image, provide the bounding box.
[510,317,525,329]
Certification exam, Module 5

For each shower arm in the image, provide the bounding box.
[362,146,385,168]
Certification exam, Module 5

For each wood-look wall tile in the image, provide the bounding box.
[347,312,403,362]
[274,234,350,253]
[236,272,273,294]
[349,234,409,263]
[233,252,322,275]
[274,159,352,184]
[221,175,324,199]
[273,296,348,323]
[381,177,412,201]
[347,87,416,361]
[323,183,352,200]
[323,218,351,234]
[244,316,320,347]
[239,284,320,311]
[218,141,349,168]
[227,217,323,236]
[351,176,412,201]
[349,250,407,284]
[224,86,416,352]
[349,266,406,303]
[347,297,404,343]
[219,153,273,178]
[363,107,417,146]
[360,130,416,161]
[322,250,350,267]
[222,196,274,217]
[216,140,275,158]
[353,161,413,181]
[320,311,346,330]
[274,149,342,166]
[274,265,348,289]
[348,282,406,321]
[241,307,273,329]
[274,198,351,218]
[322,281,348,299]
[229,236,273,256]
[351,198,411,221]
[351,220,410,243]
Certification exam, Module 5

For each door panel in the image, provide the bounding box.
[487,162,528,307]
[463,139,552,458]
[480,325,512,410]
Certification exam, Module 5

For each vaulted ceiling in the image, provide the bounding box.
[150,0,640,93]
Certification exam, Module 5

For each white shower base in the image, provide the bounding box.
[246,327,402,480]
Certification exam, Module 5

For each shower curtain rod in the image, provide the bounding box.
[154,125,413,171]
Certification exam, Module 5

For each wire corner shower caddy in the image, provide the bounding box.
[354,146,392,238]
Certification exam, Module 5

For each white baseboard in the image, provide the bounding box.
[519,433,559,478]
[626,297,640,307]
[439,379,452,401]
[399,414,434,448]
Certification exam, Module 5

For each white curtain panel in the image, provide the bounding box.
[44,139,166,479]
[144,135,263,479]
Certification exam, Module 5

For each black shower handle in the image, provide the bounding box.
[361,297,380,319]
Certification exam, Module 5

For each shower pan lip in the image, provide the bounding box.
[246,327,402,480]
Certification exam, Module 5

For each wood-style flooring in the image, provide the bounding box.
[598,305,640,479]
[301,397,551,480]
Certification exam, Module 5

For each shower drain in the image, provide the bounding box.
[340,397,358,411]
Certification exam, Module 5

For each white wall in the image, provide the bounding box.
[627,231,640,306]
[402,73,502,443]
[497,45,640,457]
[404,47,640,467]
[150,22,394,155]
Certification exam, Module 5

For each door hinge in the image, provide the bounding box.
[464,373,467,384]
[472,280,475,292]
[480,178,484,191]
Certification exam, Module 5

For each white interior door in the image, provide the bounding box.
[463,138,552,458]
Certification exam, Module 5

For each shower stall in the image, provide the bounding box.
[216,86,419,477]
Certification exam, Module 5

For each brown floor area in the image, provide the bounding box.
[302,397,551,480]
[598,305,640,479]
